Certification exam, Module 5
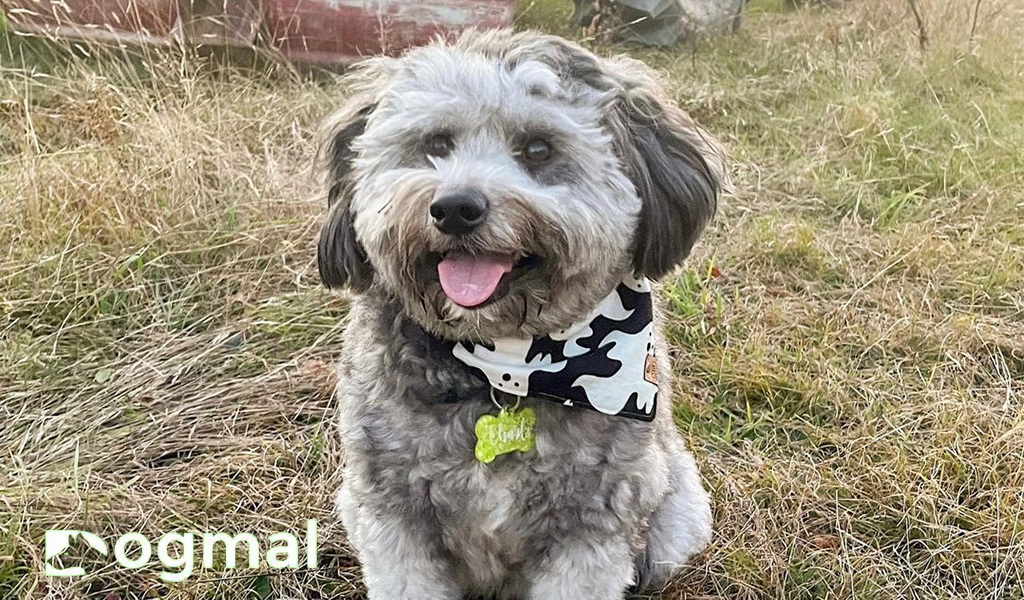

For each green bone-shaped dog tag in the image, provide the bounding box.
[474,406,536,464]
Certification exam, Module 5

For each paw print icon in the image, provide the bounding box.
[44,530,108,577]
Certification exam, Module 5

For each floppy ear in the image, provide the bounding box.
[315,74,381,292]
[603,58,724,279]
[318,193,372,292]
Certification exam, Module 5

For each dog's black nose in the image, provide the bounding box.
[430,192,489,236]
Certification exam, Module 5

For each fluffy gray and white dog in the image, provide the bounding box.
[316,29,724,600]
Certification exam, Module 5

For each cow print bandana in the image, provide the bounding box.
[449,274,658,421]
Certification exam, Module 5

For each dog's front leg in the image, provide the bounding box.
[527,538,635,600]
[337,485,460,600]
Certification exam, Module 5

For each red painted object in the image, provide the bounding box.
[0,0,517,64]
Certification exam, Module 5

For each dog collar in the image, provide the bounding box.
[449,275,658,421]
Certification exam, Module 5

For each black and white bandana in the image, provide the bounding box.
[450,274,659,421]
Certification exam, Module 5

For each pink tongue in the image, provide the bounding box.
[438,252,514,307]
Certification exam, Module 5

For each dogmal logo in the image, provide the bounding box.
[44,520,318,582]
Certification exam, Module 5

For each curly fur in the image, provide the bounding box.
[317,29,723,600]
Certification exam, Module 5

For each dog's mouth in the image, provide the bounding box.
[426,250,542,308]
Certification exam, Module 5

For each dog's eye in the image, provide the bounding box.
[522,138,552,164]
[425,133,454,158]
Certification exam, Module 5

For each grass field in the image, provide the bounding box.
[2,0,1023,598]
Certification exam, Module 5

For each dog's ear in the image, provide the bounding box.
[318,196,372,292]
[316,66,386,292]
[511,36,722,277]
[603,58,724,280]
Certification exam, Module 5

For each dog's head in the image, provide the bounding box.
[317,30,723,340]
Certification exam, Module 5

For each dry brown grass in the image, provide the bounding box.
[3,0,1024,598]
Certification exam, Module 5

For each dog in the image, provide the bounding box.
[316,29,723,600]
